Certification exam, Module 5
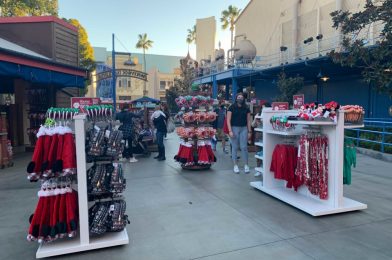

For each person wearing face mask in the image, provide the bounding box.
[226,93,252,173]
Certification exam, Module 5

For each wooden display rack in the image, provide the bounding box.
[250,108,367,216]
[36,114,129,258]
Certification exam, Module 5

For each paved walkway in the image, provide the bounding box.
[1,133,392,260]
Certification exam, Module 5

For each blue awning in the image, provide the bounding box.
[0,60,85,88]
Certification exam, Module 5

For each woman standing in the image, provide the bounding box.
[226,93,252,173]
[116,104,140,163]
[151,105,167,161]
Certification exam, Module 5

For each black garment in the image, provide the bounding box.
[123,136,134,159]
[228,104,250,127]
[153,114,167,134]
[156,131,165,159]
[116,111,140,138]
[212,108,219,129]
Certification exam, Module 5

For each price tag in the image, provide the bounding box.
[94,125,100,131]
[105,130,111,138]
[110,204,115,212]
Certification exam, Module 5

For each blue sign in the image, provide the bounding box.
[96,64,113,99]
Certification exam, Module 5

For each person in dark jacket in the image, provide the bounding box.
[151,105,167,161]
[116,104,140,163]
[160,103,170,140]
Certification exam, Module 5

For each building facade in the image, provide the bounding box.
[192,0,392,118]
[0,16,86,148]
[196,16,216,63]
[87,48,182,101]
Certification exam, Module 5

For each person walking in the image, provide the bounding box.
[151,104,167,161]
[226,93,252,174]
[116,104,140,163]
[214,103,228,153]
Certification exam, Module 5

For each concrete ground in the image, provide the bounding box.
[1,133,392,260]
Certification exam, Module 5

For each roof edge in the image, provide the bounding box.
[0,16,78,32]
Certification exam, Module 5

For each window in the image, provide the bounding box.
[160,81,166,90]
[128,80,131,88]
[167,81,173,89]
[118,79,122,87]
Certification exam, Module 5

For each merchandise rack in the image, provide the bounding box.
[36,114,128,258]
[250,108,367,216]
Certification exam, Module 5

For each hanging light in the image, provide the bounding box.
[317,70,329,82]
[316,34,323,40]
[321,76,330,82]
[304,37,314,44]
[280,46,288,52]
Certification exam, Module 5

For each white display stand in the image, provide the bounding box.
[250,108,367,216]
[36,114,129,258]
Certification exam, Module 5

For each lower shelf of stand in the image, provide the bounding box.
[255,142,263,147]
[344,124,364,129]
[255,155,264,160]
[250,181,367,216]
[36,229,129,258]
[255,167,264,173]
[181,164,211,170]
[264,129,302,136]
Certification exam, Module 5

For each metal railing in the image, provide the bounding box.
[193,22,385,79]
[345,119,392,153]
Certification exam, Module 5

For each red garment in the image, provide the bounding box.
[270,144,300,190]
[295,134,329,199]
[223,117,229,135]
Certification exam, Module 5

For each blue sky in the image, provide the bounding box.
[59,0,250,58]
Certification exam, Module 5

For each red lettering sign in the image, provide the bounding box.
[293,94,304,109]
[271,102,289,111]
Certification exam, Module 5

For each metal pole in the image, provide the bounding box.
[112,33,117,112]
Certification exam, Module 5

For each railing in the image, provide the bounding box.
[193,21,385,79]
[345,119,392,153]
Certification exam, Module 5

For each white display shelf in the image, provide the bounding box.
[250,182,367,216]
[255,167,264,173]
[288,120,336,126]
[255,142,263,147]
[35,114,129,258]
[251,108,367,217]
[344,124,364,129]
[255,155,264,160]
[254,128,263,132]
[36,230,129,258]
[264,129,302,136]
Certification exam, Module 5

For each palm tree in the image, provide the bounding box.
[220,5,241,49]
[186,25,196,52]
[136,33,153,96]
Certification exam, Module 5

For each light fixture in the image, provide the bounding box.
[321,76,330,82]
[317,71,323,78]
[316,34,323,40]
[384,68,391,73]
[280,46,288,52]
[304,37,314,44]
[317,70,329,82]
